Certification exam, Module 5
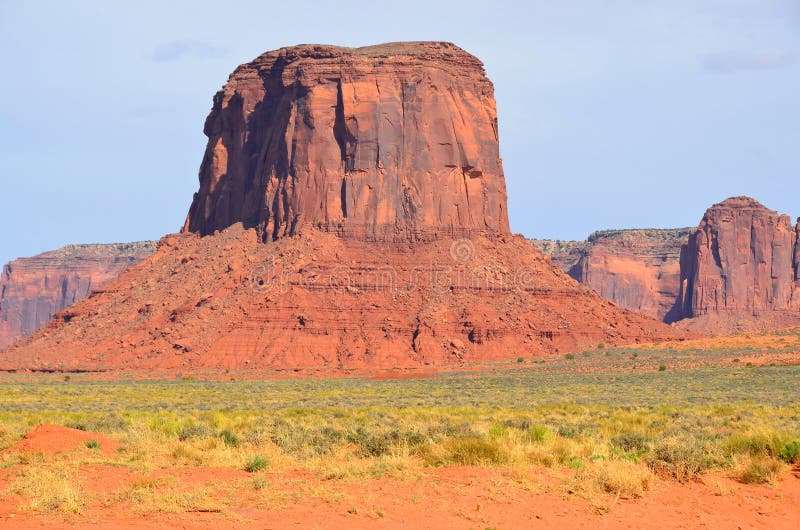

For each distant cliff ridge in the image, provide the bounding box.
[532,228,693,321]
[534,197,800,334]
[0,242,157,349]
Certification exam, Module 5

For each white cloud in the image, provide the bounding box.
[151,40,227,62]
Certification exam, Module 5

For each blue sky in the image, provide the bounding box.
[1,1,798,266]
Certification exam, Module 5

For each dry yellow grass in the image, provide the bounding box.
[7,461,84,514]
[732,456,784,485]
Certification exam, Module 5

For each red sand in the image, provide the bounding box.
[0,462,798,528]
[3,424,120,456]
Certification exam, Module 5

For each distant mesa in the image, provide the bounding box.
[532,228,693,322]
[535,196,800,334]
[0,242,157,350]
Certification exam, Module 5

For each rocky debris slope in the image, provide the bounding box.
[183,42,509,241]
[674,197,800,333]
[532,229,693,321]
[0,242,157,349]
[0,226,687,372]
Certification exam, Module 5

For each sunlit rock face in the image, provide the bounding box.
[183,42,510,242]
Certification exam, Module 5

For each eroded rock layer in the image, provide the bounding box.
[0,227,686,372]
[0,243,157,349]
[182,42,509,241]
[675,197,800,333]
[532,229,693,321]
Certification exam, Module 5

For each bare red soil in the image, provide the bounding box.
[3,424,119,456]
[1,427,799,528]
[1,460,798,528]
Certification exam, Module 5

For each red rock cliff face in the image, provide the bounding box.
[0,243,157,349]
[532,229,693,321]
[182,42,509,241]
[675,197,800,332]
[0,42,688,371]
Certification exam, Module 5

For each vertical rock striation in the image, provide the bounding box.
[182,42,509,241]
[674,197,800,332]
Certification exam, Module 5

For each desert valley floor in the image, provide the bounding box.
[1,329,799,528]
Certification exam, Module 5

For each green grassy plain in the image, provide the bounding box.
[1,338,799,514]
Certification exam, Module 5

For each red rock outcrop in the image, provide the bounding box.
[0,243,157,350]
[532,229,693,321]
[674,197,800,333]
[0,42,688,372]
[183,42,509,241]
[0,227,687,372]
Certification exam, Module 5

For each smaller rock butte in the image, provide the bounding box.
[675,196,800,333]
[0,242,157,350]
[182,42,509,242]
[536,197,800,334]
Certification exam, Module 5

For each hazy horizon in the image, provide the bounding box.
[1,0,798,265]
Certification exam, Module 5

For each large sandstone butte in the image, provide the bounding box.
[0,243,157,350]
[674,197,800,333]
[0,42,686,372]
[183,42,509,241]
[532,229,693,321]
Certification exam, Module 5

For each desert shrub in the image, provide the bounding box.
[85,440,99,449]
[724,433,786,459]
[219,429,241,448]
[564,353,575,360]
[528,424,550,443]
[734,457,782,484]
[244,455,269,473]
[647,436,719,482]
[611,432,650,453]
[659,364,667,372]
[779,440,800,464]
[433,437,506,466]
[576,460,654,498]
[346,427,426,457]
[488,423,506,438]
[178,424,214,442]
[503,417,532,431]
